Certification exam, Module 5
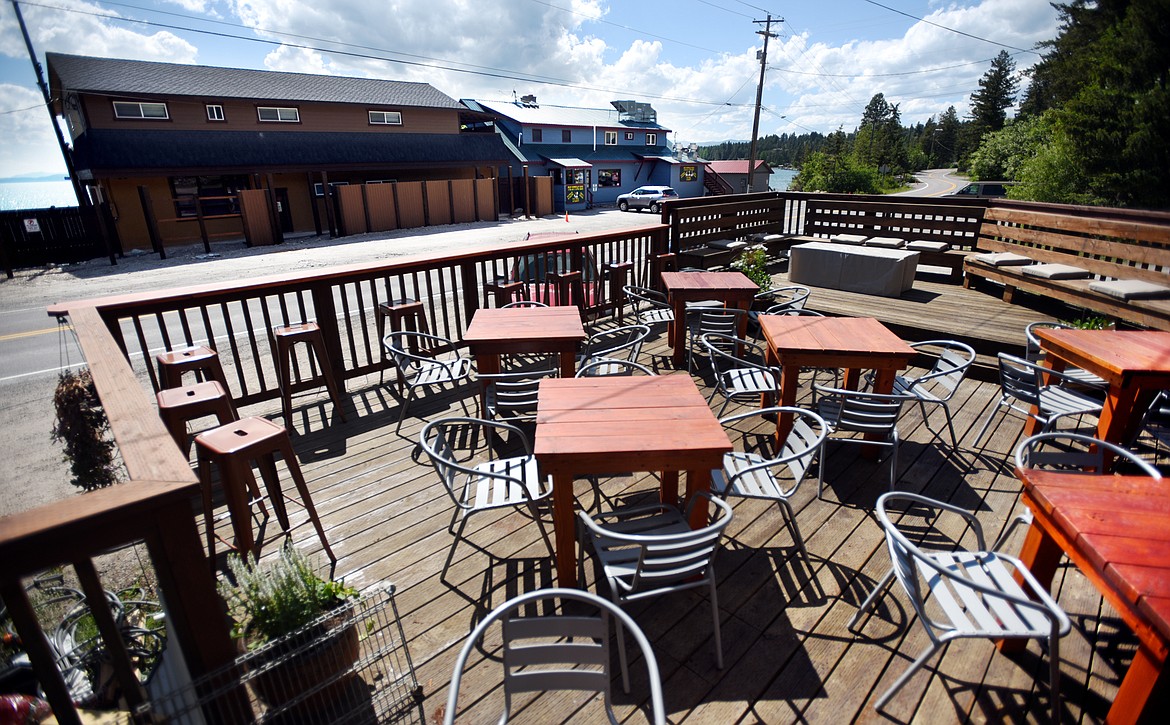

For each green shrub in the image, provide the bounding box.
[51,370,118,491]
[731,245,772,291]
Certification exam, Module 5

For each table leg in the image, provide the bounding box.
[1000,519,1065,653]
[660,471,680,508]
[669,299,686,368]
[1107,640,1169,725]
[558,350,576,380]
[475,352,499,419]
[774,365,801,446]
[552,472,578,588]
[685,468,712,529]
[842,367,862,391]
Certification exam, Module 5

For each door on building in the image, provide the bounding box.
[274,188,294,232]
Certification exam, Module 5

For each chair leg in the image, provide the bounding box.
[941,403,959,451]
[528,502,555,559]
[971,398,1006,448]
[816,443,829,501]
[609,589,631,694]
[888,438,900,491]
[395,385,420,434]
[778,500,812,570]
[874,641,943,711]
[708,575,723,669]
[442,515,471,583]
[1048,631,1062,723]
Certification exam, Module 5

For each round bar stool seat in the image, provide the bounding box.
[156,380,238,452]
[272,322,347,424]
[195,416,335,569]
[156,345,229,390]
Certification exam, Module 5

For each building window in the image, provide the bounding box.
[368,110,402,125]
[624,131,634,140]
[206,104,225,122]
[113,101,169,119]
[532,128,543,142]
[646,133,657,145]
[604,131,618,145]
[313,181,350,197]
[598,169,621,187]
[170,175,249,218]
[257,106,300,123]
[562,129,571,143]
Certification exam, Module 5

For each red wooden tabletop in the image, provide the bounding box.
[1036,329,1170,388]
[534,376,731,472]
[463,306,587,344]
[661,271,759,301]
[1020,469,1170,645]
[758,315,916,360]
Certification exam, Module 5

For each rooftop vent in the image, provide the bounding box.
[611,100,657,124]
[520,94,538,108]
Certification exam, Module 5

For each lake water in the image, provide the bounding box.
[770,168,796,191]
[0,180,79,211]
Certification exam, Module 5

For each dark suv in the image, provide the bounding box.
[616,186,678,213]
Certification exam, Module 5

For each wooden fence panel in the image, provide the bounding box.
[365,184,398,232]
[238,189,276,246]
[450,179,476,223]
[0,206,105,268]
[337,185,368,235]
[532,177,553,216]
[396,182,425,228]
[475,178,496,220]
[425,181,452,225]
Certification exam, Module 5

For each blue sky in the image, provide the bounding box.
[0,0,1060,179]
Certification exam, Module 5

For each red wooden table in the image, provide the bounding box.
[1032,329,1170,445]
[757,315,916,445]
[534,375,732,587]
[661,271,759,368]
[1012,467,1170,724]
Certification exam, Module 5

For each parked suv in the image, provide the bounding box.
[616,186,678,213]
[948,181,1016,199]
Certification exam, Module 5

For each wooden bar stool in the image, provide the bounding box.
[376,298,429,383]
[194,416,335,568]
[156,380,238,452]
[156,345,229,390]
[271,322,347,424]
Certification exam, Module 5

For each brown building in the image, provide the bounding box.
[47,53,509,251]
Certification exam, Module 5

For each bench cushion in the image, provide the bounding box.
[1020,263,1092,280]
[831,233,867,245]
[706,238,749,250]
[1089,279,1170,300]
[907,240,951,252]
[974,252,1033,266]
[865,236,906,249]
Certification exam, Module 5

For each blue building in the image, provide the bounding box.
[461,97,704,212]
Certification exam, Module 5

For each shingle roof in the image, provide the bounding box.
[47,53,462,109]
[71,129,510,172]
[516,144,674,165]
[468,99,671,132]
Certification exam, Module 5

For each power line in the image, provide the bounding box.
[861,0,1039,54]
[768,51,1030,78]
[0,102,50,116]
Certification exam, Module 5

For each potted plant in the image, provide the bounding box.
[218,547,360,716]
[731,245,773,294]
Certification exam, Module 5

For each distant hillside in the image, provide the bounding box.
[696,132,830,168]
[1,173,70,183]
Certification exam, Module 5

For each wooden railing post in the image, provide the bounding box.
[460,261,480,322]
[137,185,165,260]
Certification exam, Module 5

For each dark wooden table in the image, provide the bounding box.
[661,271,759,368]
[757,315,916,445]
[1012,467,1170,724]
[534,375,732,587]
[1032,328,1170,445]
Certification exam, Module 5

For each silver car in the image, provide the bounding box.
[616,186,678,213]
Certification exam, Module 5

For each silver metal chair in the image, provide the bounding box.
[686,307,753,373]
[750,285,811,326]
[972,353,1103,448]
[501,300,549,308]
[383,330,474,433]
[701,332,781,416]
[1024,321,1109,390]
[443,588,665,725]
[814,385,914,499]
[713,407,827,567]
[622,284,674,326]
[481,368,558,422]
[578,492,734,669]
[578,324,651,369]
[849,492,1071,721]
[575,359,656,377]
[420,417,553,581]
[881,339,976,452]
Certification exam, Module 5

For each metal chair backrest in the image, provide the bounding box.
[481,369,558,421]
[688,307,749,338]
[767,307,824,317]
[758,285,810,312]
[580,324,650,365]
[996,353,1044,408]
[444,588,665,725]
[816,386,910,437]
[384,330,459,378]
[501,300,550,308]
[1024,321,1072,363]
[1015,432,1162,478]
[575,359,656,377]
[720,406,827,495]
[623,284,671,316]
[420,417,532,509]
[908,340,976,401]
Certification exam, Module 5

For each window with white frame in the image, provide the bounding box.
[646,133,657,145]
[113,101,169,119]
[624,131,634,140]
[604,131,618,145]
[368,110,402,125]
[257,106,300,123]
[206,104,225,121]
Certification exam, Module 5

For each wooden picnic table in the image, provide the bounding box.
[661,271,759,368]
[534,375,732,587]
[1032,328,1170,445]
[757,315,916,446]
[1011,467,1170,724]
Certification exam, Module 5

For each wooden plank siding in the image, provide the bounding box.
[396,181,426,228]
[366,183,399,231]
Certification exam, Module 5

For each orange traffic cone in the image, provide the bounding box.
[565,210,570,223]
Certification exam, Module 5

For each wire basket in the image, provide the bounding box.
[141,586,421,724]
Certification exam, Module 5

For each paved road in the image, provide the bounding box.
[895,168,966,197]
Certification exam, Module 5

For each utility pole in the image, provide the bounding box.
[11,0,89,209]
[746,14,779,193]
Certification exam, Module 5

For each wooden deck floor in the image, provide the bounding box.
[204,284,1155,725]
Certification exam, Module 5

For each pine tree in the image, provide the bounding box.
[969,51,1019,136]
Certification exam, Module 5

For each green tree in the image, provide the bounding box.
[969,51,1019,138]
[792,128,879,193]
[853,93,908,173]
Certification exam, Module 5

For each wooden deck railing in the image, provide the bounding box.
[0,223,670,720]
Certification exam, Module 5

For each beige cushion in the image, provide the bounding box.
[974,252,1033,266]
[831,233,867,245]
[1089,279,1170,300]
[907,240,951,252]
[1020,263,1092,280]
[865,236,906,249]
